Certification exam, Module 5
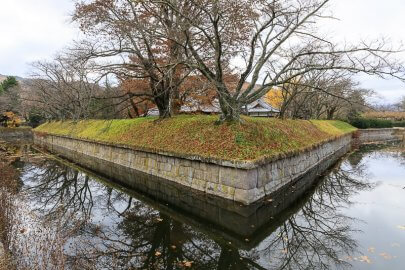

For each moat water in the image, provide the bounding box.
[2,142,405,269]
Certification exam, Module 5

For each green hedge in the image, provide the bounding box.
[349,118,393,129]
[349,117,405,129]
[392,121,405,127]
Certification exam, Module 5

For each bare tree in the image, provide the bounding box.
[395,96,405,112]
[159,0,405,121]
[26,54,117,120]
[72,0,196,118]
[279,70,371,119]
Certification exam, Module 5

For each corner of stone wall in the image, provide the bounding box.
[33,131,356,205]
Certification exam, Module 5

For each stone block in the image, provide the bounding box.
[219,167,257,190]
[194,169,204,181]
[264,179,278,195]
[204,164,220,183]
[191,161,200,170]
[164,163,172,172]
[206,182,235,200]
[234,188,265,205]
[178,175,193,187]
[179,159,191,167]
[167,157,175,165]
[191,178,207,192]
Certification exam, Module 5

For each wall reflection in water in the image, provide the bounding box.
[16,147,375,270]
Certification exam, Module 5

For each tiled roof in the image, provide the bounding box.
[147,98,279,116]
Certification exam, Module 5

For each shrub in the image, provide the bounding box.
[392,121,405,127]
[349,118,393,129]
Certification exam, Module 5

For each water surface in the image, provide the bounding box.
[6,143,405,269]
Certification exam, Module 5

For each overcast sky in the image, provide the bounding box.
[0,0,78,76]
[0,0,404,104]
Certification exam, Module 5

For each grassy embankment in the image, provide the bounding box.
[35,115,356,162]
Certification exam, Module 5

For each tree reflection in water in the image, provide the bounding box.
[19,150,373,270]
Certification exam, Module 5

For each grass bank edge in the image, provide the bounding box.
[34,116,356,162]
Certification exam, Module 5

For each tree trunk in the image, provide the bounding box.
[279,100,291,119]
[171,85,181,115]
[327,107,337,120]
[129,95,140,118]
[155,95,171,118]
[151,81,172,119]
[219,96,241,122]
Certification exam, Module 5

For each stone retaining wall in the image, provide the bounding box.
[357,128,404,144]
[0,127,32,140]
[34,132,353,205]
[37,143,347,247]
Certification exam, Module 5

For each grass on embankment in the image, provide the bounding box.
[35,116,356,162]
